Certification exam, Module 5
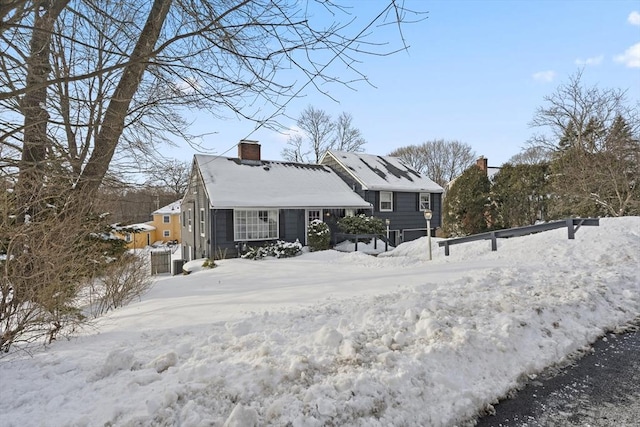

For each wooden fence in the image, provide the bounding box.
[438,218,600,256]
[150,250,171,275]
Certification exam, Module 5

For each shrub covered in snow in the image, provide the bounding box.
[241,240,302,260]
[337,214,385,243]
[307,219,331,252]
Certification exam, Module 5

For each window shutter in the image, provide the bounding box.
[226,210,233,241]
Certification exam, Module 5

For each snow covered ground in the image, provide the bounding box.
[1,217,638,427]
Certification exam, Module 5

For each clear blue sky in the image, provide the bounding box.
[169,0,640,168]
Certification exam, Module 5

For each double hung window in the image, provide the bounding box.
[380,191,393,212]
[199,209,205,237]
[419,193,431,211]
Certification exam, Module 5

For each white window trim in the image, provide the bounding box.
[234,209,279,241]
[163,230,171,237]
[163,215,170,223]
[380,191,393,212]
[419,193,431,211]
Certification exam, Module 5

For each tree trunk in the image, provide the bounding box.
[15,0,69,219]
[75,0,172,197]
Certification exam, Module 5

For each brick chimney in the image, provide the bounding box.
[238,140,261,162]
[476,156,488,174]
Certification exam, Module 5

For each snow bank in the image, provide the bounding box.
[0,217,638,426]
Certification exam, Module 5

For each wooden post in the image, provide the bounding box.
[567,218,575,239]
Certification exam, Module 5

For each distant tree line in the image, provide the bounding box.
[96,159,190,225]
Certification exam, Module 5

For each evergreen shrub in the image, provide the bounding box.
[307,219,331,251]
[337,214,385,243]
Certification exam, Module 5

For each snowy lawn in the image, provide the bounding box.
[1,217,638,427]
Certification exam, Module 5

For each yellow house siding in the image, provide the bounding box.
[150,212,181,243]
[115,226,155,250]
[114,200,182,249]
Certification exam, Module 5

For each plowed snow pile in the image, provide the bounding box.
[1,217,638,427]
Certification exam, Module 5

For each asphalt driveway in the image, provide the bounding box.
[475,322,640,426]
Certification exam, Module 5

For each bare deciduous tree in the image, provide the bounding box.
[284,106,335,163]
[3,1,417,206]
[508,146,552,165]
[528,72,639,217]
[144,159,190,200]
[389,139,476,188]
[282,106,367,163]
[281,133,309,163]
[334,112,366,153]
[0,1,420,351]
[528,70,636,152]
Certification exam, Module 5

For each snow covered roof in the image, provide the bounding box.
[115,223,156,232]
[321,150,444,193]
[194,155,372,209]
[487,167,501,181]
[153,200,181,215]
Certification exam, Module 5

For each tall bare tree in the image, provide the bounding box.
[282,106,367,163]
[528,72,639,217]
[2,1,418,207]
[335,112,366,153]
[389,139,476,188]
[0,0,422,351]
[144,159,190,200]
[284,106,335,163]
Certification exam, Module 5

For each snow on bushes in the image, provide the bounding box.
[241,240,303,260]
[307,219,331,252]
[337,214,385,243]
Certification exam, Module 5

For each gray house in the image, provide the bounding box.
[320,150,444,244]
[181,141,372,260]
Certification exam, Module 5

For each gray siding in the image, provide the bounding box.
[209,209,236,259]
[207,208,307,259]
[181,166,211,261]
[323,155,443,244]
[367,190,442,244]
[281,209,305,242]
